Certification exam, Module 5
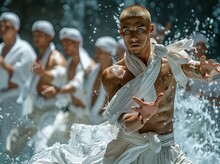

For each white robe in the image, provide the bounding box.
[6,43,66,154]
[0,35,36,151]
[29,38,194,164]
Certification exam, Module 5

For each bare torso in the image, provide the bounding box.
[103,58,176,135]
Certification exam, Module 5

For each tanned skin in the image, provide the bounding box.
[102,5,220,134]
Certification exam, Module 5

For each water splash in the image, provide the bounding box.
[174,87,220,163]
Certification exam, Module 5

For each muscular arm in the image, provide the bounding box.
[34,51,67,82]
[182,56,220,81]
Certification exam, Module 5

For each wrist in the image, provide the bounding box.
[55,86,61,94]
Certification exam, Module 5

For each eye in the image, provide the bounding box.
[136,27,146,33]
[122,28,131,34]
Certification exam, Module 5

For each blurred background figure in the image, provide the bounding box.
[117,38,126,61]
[7,20,67,155]
[0,12,36,158]
[186,32,219,108]
[150,22,172,44]
[193,32,208,60]
[85,36,118,124]
[42,27,95,146]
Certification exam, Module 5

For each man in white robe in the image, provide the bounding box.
[85,36,118,124]
[0,12,36,156]
[41,27,95,146]
[6,20,67,154]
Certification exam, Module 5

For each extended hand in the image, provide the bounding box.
[131,93,164,124]
[200,55,220,80]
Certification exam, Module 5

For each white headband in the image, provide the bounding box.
[0,12,20,30]
[59,27,83,43]
[95,36,118,55]
[32,20,55,38]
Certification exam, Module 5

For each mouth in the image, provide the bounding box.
[130,43,140,48]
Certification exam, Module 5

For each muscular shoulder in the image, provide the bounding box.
[50,50,67,66]
[102,63,126,100]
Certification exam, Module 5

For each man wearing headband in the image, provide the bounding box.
[0,12,36,156]
[101,5,220,163]
[7,20,67,154]
[40,27,95,145]
[84,36,118,124]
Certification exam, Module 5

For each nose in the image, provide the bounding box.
[130,37,138,42]
[130,33,138,42]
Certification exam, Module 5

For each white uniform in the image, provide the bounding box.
[46,47,94,147]
[6,43,66,154]
[0,35,36,151]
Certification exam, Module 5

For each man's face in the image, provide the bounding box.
[0,20,17,40]
[61,38,80,56]
[95,47,112,64]
[120,17,152,55]
[32,31,51,48]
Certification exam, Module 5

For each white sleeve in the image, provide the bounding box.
[10,47,36,88]
[50,65,66,86]
[68,69,84,91]
[0,68,9,90]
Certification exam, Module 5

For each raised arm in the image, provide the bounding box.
[182,55,220,81]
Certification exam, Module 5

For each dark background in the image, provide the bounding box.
[0,0,219,59]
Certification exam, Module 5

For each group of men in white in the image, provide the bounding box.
[0,12,126,158]
[1,10,220,163]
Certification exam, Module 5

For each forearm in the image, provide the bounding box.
[58,84,76,94]
[182,61,204,80]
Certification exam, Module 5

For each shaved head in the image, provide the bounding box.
[120,4,151,28]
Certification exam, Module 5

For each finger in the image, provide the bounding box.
[132,96,144,106]
[131,106,143,113]
[200,55,206,66]
[154,93,164,105]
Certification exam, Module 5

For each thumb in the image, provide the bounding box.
[154,93,164,105]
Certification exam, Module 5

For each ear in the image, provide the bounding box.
[118,27,123,36]
[149,24,154,33]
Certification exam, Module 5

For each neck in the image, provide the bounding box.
[4,36,16,46]
[133,42,151,66]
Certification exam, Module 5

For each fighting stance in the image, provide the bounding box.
[102,5,220,163]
